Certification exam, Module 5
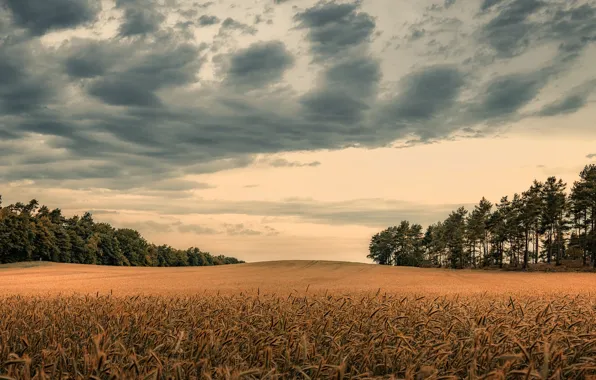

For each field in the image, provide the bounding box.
[2,261,596,379]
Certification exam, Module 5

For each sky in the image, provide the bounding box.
[1,0,595,263]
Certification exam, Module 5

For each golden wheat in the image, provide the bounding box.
[2,262,596,379]
[1,292,596,379]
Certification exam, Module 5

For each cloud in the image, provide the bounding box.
[479,0,544,58]
[224,223,262,236]
[81,38,204,107]
[63,40,123,78]
[300,90,370,124]
[323,56,381,98]
[0,37,64,116]
[479,0,505,12]
[119,220,174,234]
[221,41,294,89]
[267,158,321,167]
[148,179,214,191]
[384,65,464,122]
[476,0,596,60]
[263,226,280,236]
[220,17,257,35]
[71,196,476,229]
[537,80,596,117]
[294,1,376,60]
[198,15,220,26]
[300,55,381,125]
[177,224,219,235]
[444,0,456,9]
[89,77,163,106]
[88,209,120,215]
[0,0,595,194]
[3,0,100,36]
[116,0,165,37]
[477,74,542,117]
[587,154,596,159]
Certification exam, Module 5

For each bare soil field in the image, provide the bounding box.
[2,260,596,297]
[2,261,596,379]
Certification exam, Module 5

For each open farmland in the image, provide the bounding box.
[2,261,596,379]
[2,260,596,297]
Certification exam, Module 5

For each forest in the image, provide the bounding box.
[368,164,596,270]
[0,196,244,266]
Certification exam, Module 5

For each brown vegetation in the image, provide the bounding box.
[2,261,596,378]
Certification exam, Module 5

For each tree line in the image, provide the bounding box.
[368,164,596,270]
[0,196,244,266]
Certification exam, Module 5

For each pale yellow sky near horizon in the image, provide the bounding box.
[4,127,595,263]
[2,0,596,263]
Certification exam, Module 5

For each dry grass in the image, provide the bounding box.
[2,261,596,379]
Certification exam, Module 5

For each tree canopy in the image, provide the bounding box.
[0,195,244,267]
[368,164,596,270]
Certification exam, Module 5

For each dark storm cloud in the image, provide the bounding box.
[116,0,165,37]
[1,161,123,182]
[548,4,596,56]
[294,1,376,60]
[3,0,100,36]
[476,0,596,60]
[63,40,123,78]
[89,77,162,107]
[222,41,294,89]
[300,90,370,124]
[1,0,595,195]
[198,15,220,26]
[323,56,381,97]
[300,55,380,125]
[537,80,596,117]
[470,69,552,120]
[82,39,204,107]
[383,65,464,122]
[0,39,58,114]
[479,0,545,57]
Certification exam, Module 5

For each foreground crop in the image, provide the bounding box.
[1,293,596,379]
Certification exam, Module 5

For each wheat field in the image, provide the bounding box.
[2,261,596,379]
[2,260,596,297]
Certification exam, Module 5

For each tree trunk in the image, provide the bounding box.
[547,229,552,264]
[584,211,589,266]
[472,242,476,268]
[592,207,596,268]
[535,230,540,264]
[523,229,529,270]
[555,223,561,266]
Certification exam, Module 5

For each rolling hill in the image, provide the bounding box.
[2,260,595,297]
